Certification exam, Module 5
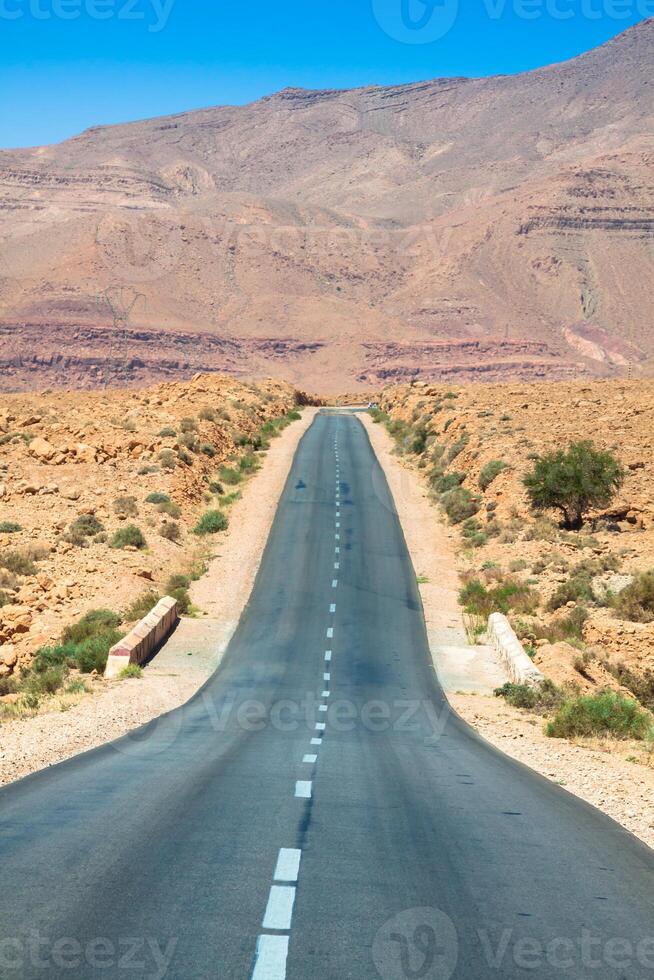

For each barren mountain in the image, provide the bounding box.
[0,19,652,392]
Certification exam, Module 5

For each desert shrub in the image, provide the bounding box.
[612,570,654,624]
[546,691,652,740]
[0,550,37,577]
[208,480,224,495]
[459,577,538,618]
[217,491,241,507]
[547,573,595,611]
[287,410,301,421]
[369,407,390,425]
[160,520,181,543]
[219,465,243,486]
[601,662,654,712]
[409,425,429,455]
[66,679,88,694]
[239,453,259,473]
[509,559,528,573]
[0,589,11,607]
[138,465,159,475]
[479,460,508,491]
[158,449,176,471]
[157,499,181,518]
[200,442,216,457]
[70,514,104,538]
[113,496,138,517]
[461,519,487,548]
[177,432,198,452]
[146,492,170,505]
[495,679,565,711]
[199,407,217,421]
[441,487,480,524]
[158,426,176,438]
[431,472,465,495]
[120,664,143,679]
[0,675,18,696]
[446,434,469,464]
[110,524,146,550]
[75,633,121,673]
[193,510,228,536]
[22,665,68,698]
[179,417,197,433]
[524,516,560,542]
[543,606,588,643]
[166,573,191,614]
[0,521,21,533]
[523,441,624,530]
[62,609,121,645]
[124,590,161,622]
[177,448,193,466]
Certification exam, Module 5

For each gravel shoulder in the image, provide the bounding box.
[361,412,654,850]
[0,408,318,786]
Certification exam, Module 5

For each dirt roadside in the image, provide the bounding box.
[361,412,654,850]
[0,408,318,786]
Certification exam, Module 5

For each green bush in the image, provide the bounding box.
[612,570,654,624]
[479,460,508,491]
[0,550,37,576]
[441,487,480,524]
[523,441,624,530]
[160,520,181,543]
[166,574,191,614]
[158,426,177,437]
[110,525,146,550]
[113,496,138,516]
[125,590,161,622]
[369,407,390,425]
[460,577,539,618]
[120,663,143,679]
[193,510,228,536]
[446,434,469,464]
[543,606,588,643]
[146,492,170,505]
[158,449,176,471]
[218,465,243,486]
[157,499,181,518]
[546,691,652,740]
[75,633,121,673]
[431,472,465,495]
[63,609,121,645]
[70,514,105,538]
[0,521,22,533]
[547,573,594,611]
[239,453,259,473]
[495,679,564,711]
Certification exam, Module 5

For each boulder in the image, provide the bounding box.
[28,436,56,461]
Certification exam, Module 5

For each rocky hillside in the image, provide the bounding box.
[0,374,300,680]
[0,21,652,392]
[375,380,654,699]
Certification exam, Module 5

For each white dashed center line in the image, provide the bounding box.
[311,737,322,746]
[303,753,317,764]
[263,885,297,930]
[325,650,332,661]
[319,704,328,712]
[326,626,334,638]
[274,848,302,883]
[329,603,336,613]
[321,690,330,698]
[251,935,289,980]
[323,672,330,681]
[315,722,326,731]
[295,780,312,799]
[332,579,338,588]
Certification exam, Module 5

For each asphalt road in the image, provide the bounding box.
[1,412,653,980]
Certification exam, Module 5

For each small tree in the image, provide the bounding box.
[523,441,624,530]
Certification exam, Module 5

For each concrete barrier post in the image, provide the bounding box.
[487,612,545,687]
[104,596,179,678]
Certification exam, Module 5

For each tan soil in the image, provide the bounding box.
[362,407,654,850]
[0,407,317,786]
[0,373,300,677]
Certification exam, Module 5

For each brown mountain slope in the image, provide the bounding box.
[0,19,652,392]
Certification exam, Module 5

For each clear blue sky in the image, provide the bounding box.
[0,0,648,148]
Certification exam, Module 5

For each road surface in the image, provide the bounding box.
[1,412,653,979]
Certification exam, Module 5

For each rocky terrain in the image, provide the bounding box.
[375,379,654,722]
[1,21,653,392]
[0,374,301,683]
